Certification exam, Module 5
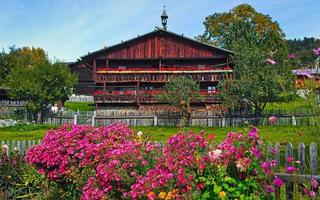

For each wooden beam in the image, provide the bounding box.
[93,59,97,82]
[136,81,140,107]
[106,58,109,68]
[103,82,106,92]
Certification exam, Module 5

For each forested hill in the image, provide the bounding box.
[288,37,320,66]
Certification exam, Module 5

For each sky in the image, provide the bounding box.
[0,0,319,61]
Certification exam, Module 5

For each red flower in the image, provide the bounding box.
[208,134,215,141]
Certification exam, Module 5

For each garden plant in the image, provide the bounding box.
[0,124,312,199]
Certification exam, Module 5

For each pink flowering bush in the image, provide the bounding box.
[82,140,163,199]
[129,131,208,199]
[26,124,318,199]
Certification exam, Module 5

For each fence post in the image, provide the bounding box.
[292,116,296,126]
[310,142,317,176]
[153,116,158,126]
[298,142,305,174]
[285,142,294,200]
[222,116,226,127]
[21,140,26,155]
[266,143,273,161]
[91,115,95,127]
[73,115,77,125]
[17,141,21,155]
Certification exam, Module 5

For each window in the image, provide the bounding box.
[208,86,216,93]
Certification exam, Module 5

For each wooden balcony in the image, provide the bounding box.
[95,72,233,83]
[94,91,221,104]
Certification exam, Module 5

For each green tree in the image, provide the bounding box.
[5,47,77,122]
[0,46,47,85]
[197,3,286,50]
[198,4,294,121]
[157,76,201,126]
[220,20,294,121]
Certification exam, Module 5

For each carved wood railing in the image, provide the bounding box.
[95,73,233,83]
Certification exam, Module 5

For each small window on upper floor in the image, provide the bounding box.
[208,86,216,93]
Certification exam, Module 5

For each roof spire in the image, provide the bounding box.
[161,5,168,30]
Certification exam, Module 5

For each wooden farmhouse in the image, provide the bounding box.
[69,10,233,110]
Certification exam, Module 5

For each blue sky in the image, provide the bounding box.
[0,0,319,61]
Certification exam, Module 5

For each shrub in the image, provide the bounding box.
[26,124,317,199]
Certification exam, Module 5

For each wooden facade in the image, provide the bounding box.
[70,28,233,109]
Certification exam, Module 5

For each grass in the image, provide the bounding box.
[64,102,95,111]
[263,97,314,115]
[1,124,319,146]
[131,125,320,146]
[0,124,57,141]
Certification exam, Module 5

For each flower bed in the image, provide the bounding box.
[23,124,317,199]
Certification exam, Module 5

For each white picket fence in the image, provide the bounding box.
[1,140,41,156]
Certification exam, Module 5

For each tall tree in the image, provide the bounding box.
[198,4,294,120]
[157,76,200,126]
[5,47,77,122]
[220,20,294,120]
[197,3,286,51]
[0,46,47,85]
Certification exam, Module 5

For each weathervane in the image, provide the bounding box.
[161,5,168,30]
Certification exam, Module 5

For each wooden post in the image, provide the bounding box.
[266,143,273,161]
[93,59,96,81]
[310,142,317,175]
[74,115,78,125]
[298,142,305,174]
[21,140,26,155]
[103,82,106,92]
[17,141,21,155]
[221,116,226,127]
[91,116,95,127]
[285,143,294,200]
[106,58,109,68]
[159,58,162,70]
[136,81,140,107]
[292,116,296,126]
[153,116,158,126]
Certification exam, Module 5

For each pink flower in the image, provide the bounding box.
[285,166,297,173]
[311,179,318,188]
[273,176,284,187]
[288,53,297,59]
[268,116,277,125]
[248,127,259,139]
[287,156,294,163]
[267,58,277,65]
[309,191,316,198]
[265,185,275,193]
[313,47,320,55]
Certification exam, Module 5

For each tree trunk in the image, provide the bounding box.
[254,107,262,125]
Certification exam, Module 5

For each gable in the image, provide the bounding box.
[81,29,231,60]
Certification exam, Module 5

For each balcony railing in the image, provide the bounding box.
[94,91,221,104]
[95,73,233,83]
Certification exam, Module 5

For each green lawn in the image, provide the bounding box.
[64,102,95,111]
[263,97,313,114]
[132,125,319,146]
[1,124,319,148]
[0,124,57,141]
